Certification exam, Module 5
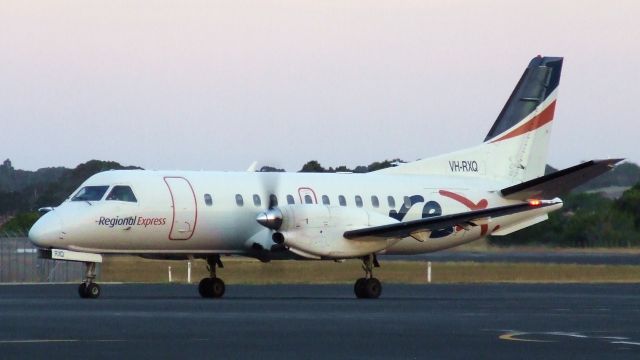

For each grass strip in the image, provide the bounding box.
[99,256,640,284]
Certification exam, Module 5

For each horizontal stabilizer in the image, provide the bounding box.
[500,159,623,200]
[343,200,559,240]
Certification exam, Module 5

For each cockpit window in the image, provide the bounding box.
[106,186,138,202]
[71,186,110,201]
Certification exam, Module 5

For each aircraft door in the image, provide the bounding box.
[298,187,318,204]
[164,177,198,240]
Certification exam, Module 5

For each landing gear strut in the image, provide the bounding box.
[354,254,382,299]
[78,262,101,299]
[198,255,226,298]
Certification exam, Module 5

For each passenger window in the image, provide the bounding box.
[72,186,109,202]
[322,195,330,205]
[355,195,363,208]
[287,195,295,205]
[204,194,213,206]
[269,194,278,207]
[371,196,379,208]
[235,194,244,206]
[387,196,395,208]
[105,186,137,202]
[404,196,411,207]
[339,195,346,206]
[304,194,313,204]
[253,194,261,206]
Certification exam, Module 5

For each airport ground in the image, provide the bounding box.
[0,283,638,359]
[98,253,640,285]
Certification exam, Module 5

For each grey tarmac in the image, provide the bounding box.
[0,283,639,359]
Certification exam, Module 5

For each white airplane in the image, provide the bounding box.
[29,56,620,299]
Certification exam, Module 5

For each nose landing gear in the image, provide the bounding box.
[198,255,226,298]
[78,262,101,299]
[354,254,382,299]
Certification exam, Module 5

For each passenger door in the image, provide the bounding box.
[164,177,197,240]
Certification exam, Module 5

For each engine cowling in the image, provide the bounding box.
[274,205,400,258]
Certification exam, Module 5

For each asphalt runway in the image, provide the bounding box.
[388,251,640,265]
[0,284,639,359]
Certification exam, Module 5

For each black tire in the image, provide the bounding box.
[364,278,382,299]
[354,278,367,298]
[211,278,226,298]
[198,278,213,298]
[86,283,101,299]
[78,283,88,298]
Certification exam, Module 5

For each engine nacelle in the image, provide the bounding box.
[276,205,399,258]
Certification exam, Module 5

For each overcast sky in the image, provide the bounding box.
[1,0,638,172]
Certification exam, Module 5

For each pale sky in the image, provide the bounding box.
[1,0,638,171]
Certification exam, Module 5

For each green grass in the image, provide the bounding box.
[99,256,640,284]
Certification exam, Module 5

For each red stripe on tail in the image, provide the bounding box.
[490,100,556,143]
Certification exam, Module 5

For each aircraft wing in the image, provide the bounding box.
[500,159,623,201]
[343,200,559,241]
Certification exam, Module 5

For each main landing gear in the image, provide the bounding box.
[354,254,382,299]
[78,262,101,299]
[198,255,226,298]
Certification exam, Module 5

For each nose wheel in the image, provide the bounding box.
[78,262,101,299]
[198,255,226,298]
[354,254,382,299]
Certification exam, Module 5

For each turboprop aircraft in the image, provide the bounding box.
[29,56,620,299]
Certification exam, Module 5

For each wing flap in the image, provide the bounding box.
[343,200,559,240]
[501,159,623,201]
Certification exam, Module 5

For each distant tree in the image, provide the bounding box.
[0,212,39,235]
[259,166,285,172]
[299,160,326,173]
[615,183,640,228]
[334,165,352,173]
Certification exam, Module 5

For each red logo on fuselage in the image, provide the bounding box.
[439,190,491,236]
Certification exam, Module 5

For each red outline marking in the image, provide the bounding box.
[164,176,198,241]
[491,100,556,143]
[298,187,318,204]
[439,190,490,236]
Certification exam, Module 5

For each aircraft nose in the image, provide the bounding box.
[28,211,63,248]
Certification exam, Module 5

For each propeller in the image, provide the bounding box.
[255,171,284,234]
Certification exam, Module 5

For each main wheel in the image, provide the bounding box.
[85,283,101,299]
[354,278,367,298]
[78,283,88,298]
[211,278,226,298]
[198,278,213,298]
[364,278,382,299]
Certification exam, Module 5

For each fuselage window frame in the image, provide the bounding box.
[388,196,396,209]
[339,195,346,206]
[321,195,330,205]
[371,195,379,208]
[355,195,363,208]
[253,194,261,207]
[235,194,244,207]
[204,193,213,206]
[304,194,313,204]
[287,194,295,205]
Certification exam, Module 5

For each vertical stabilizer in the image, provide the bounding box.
[378,56,563,185]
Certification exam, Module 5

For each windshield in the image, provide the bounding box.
[106,186,138,202]
[71,186,109,202]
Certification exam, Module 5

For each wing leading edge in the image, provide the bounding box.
[343,200,559,241]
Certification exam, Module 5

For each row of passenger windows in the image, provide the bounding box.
[202,193,409,209]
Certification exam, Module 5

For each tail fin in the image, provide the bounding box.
[378,56,563,184]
